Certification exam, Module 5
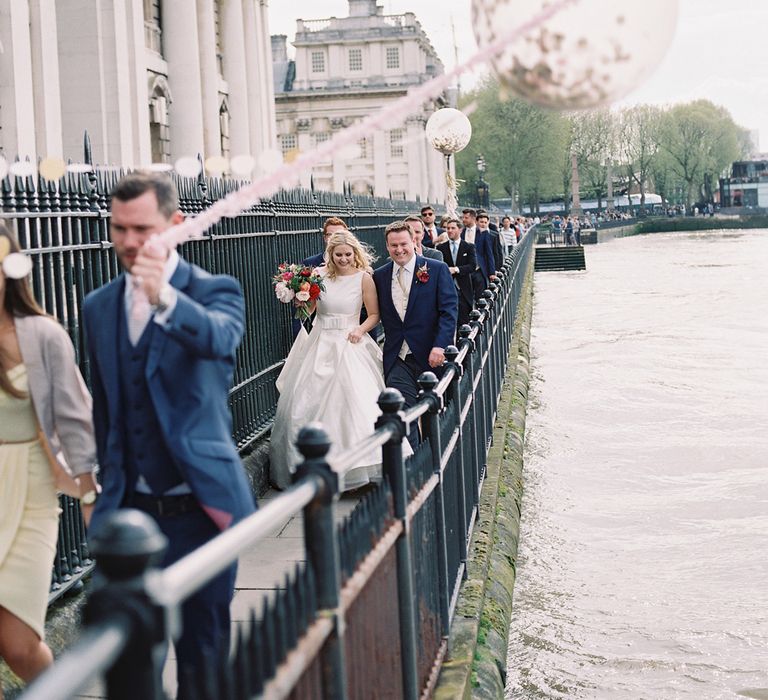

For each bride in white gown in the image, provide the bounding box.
[270,231,410,491]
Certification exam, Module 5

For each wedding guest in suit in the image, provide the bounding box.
[420,206,445,248]
[83,172,255,699]
[0,224,98,695]
[463,210,495,301]
[405,216,443,262]
[437,219,476,330]
[373,221,457,450]
[302,216,348,269]
[477,212,505,272]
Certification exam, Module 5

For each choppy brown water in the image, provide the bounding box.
[506,229,768,699]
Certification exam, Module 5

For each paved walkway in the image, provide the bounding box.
[74,490,359,698]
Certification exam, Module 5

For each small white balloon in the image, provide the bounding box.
[230,154,255,178]
[0,156,8,179]
[9,161,36,178]
[425,108,473,155]
[66,163,93,174]
[175,156,202,178]
[205,155,229,176]
[146,162,174,173]
[471,0,679,110]
[258,149,283,175]
[2,252,33,280]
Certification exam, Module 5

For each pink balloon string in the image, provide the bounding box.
[154,0,578,256]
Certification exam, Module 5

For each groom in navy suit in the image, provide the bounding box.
[373,221,458,449]
[83,172,255,698]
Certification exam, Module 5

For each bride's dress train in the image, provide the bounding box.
[270,270,409,491]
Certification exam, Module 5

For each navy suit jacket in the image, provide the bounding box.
[84,258,256,533]
[463,228,496,282]
[373,256,458,378]
[303,252,324,269]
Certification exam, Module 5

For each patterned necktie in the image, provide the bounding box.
[128,278,151,345]
[396,266,408,320]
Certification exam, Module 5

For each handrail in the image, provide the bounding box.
[22,621,130,700]
[157,478,319,607]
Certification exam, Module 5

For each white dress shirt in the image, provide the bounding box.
[124,249,180,345]
[464,224,477,244]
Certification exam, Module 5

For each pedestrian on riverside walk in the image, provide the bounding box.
[0,223,99,698]
[83,172,255,699]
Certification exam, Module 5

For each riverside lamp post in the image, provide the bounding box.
[476,154,489,209]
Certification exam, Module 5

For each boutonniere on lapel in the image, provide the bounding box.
[415,263,430,284]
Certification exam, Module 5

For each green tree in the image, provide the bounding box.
[659,100,747,208]
[617,105,663,208]
[456,79,568,213]
[569,109,616,209]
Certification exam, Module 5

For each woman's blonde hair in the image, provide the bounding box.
[0,222,46,398]
[323,230,376,279]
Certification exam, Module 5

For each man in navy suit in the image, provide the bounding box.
[302,216,348,269]
[373,221,457,449]
[477,211,505,273]
[461,208,496,301]
[438,218,476,330]
[83,172,255,698]
[406,215,444,262]
[420,205,444,248]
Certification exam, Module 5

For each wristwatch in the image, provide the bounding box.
[153,283,175,313]
[80,489,98,506]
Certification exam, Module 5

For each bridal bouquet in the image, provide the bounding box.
[273,263,325,320]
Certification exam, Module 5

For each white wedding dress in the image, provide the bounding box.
[270,270,408,491]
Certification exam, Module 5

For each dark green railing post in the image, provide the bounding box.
[444,345,469,577]
[375,389,419,700]
[294,424,347,700]
[85,510,168,700]
[417,372,451,636]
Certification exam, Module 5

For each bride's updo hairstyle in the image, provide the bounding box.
[324,230,376,279]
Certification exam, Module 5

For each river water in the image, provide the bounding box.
[505,229,768,699]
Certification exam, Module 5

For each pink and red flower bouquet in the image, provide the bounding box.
[272,263,325,320]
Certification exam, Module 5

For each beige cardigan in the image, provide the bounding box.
[14,314,97,494]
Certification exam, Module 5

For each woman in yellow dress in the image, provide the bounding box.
[0,223,98,697]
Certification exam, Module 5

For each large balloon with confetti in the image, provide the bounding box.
[472,0,679,110]
[425,108,473,155]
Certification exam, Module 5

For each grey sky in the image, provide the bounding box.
[268,0,768,151]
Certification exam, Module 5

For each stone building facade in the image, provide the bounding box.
[0,0,276,168]
[272,0,447,203]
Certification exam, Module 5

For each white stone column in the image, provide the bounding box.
[372,130,388,197]
[126,0,151,167]
[243,0,265,157]
[257,1,278,149]
[28,0,63,159]
[197,0,221,158]
[222,0,251,157]
[0,0,38,160]
[162,0,205,162]
[405,118,423,200]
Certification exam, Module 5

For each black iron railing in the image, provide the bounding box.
[1,142,428,604]
[20,228,535,700]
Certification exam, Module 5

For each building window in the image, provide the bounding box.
[348,48,363,72]
[386,47,400,70]
[149,89,171,164]
[214,0,224,76]
[389,129,404,158]
[219,99,230,161]
[312,132,330,147]
[280,133,298,154]
[143,0,163,56]
[391,190,406,200]
[357,137,369,159]
[311,51,325,73]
